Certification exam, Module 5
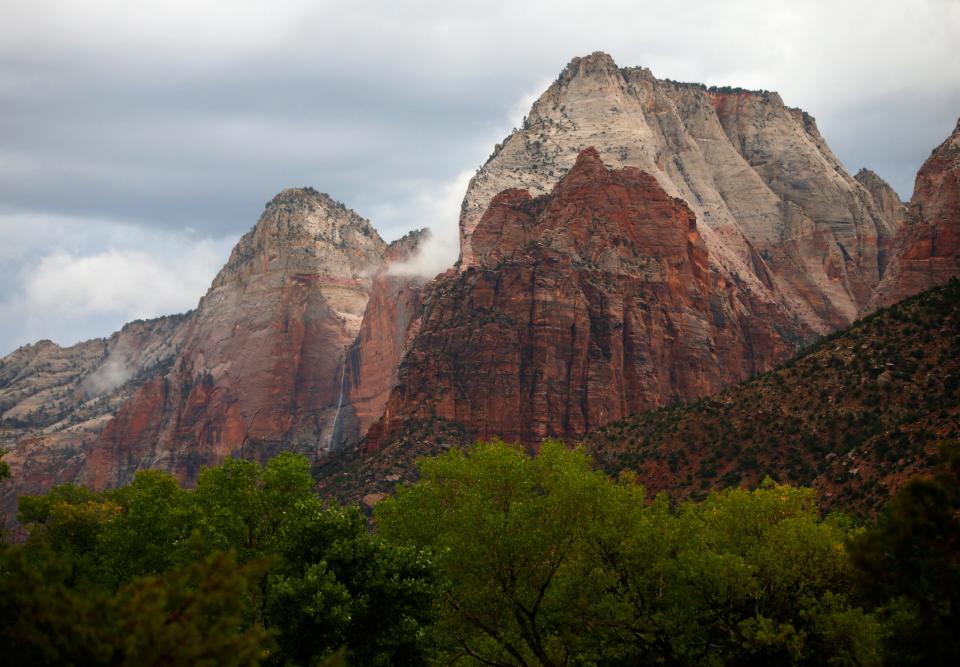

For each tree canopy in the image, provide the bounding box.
[375,440,881,666]
[1,441,953,665]
[2,453,438,666]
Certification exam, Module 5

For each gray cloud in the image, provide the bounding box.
[1,0,959,354]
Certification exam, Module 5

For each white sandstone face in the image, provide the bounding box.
[459,52,901,333]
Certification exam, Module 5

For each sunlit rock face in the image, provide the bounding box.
[459,52,900,333]
[365,148,803,448]
[81,188,386,488]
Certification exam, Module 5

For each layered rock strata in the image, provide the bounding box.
[366,149,802,447]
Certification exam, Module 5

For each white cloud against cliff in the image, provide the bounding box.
[383,169,474,279]
[26,247,219,318]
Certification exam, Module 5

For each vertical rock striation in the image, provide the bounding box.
[335,229,431,447]
[366,149,803,447]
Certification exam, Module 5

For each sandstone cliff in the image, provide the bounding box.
[334,230,431,448]
[871,117,960,307]
[459,53,899,332]
[80,189,386,488]
[366,149,802,447]
[854,168,907,233]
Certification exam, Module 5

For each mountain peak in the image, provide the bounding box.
[946,115,960,149]
[266,187,347,212]
[568,145,603,168]
[262,187,379,238]
[212,188,386,289]
[854,167,901,201]
[558,51,622,85]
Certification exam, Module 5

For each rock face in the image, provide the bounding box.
[871,118,960,307]
[366,149,802,447]
[854,168,906,275]
[459,53,899,332]
[334,230,431,448]
[81,189,386,488]
[855,168,907,232]
[0,313,189,517]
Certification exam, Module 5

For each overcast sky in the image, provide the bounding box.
[2,0,959,356]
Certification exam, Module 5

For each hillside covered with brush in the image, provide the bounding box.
[583,279,960,513]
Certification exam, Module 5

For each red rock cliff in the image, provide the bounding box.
[872,117,960,307]
[459,53,900,334]
[366,149,803,448]
[334,230,431,447]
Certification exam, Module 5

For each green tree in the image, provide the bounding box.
[376,440,623,665]
[376,441,880,666]
[0,546,270,666]
[98,469,193,586]
[189,452,315,561]
[672,481,880,666]
[848,441,960,665]
[9,453,438,666]
[267,498,438,666]
[18,483,121,588]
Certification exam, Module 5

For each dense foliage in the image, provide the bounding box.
[847,442,960,665]
[376,441,881,666]
[1,453,438,666]
[2,442,957,665]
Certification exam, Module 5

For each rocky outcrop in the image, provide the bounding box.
[366,149,804,447]
[334,230,431,448]
[855,168,907,232]
[855,168,906,275]
[459,53,899,332]
[0,313,189,518]
[80,189,386,488]
[871,118,960,307]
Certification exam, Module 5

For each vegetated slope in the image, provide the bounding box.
[582,279,960,514]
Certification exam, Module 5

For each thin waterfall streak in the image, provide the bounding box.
[329,352,347,451]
